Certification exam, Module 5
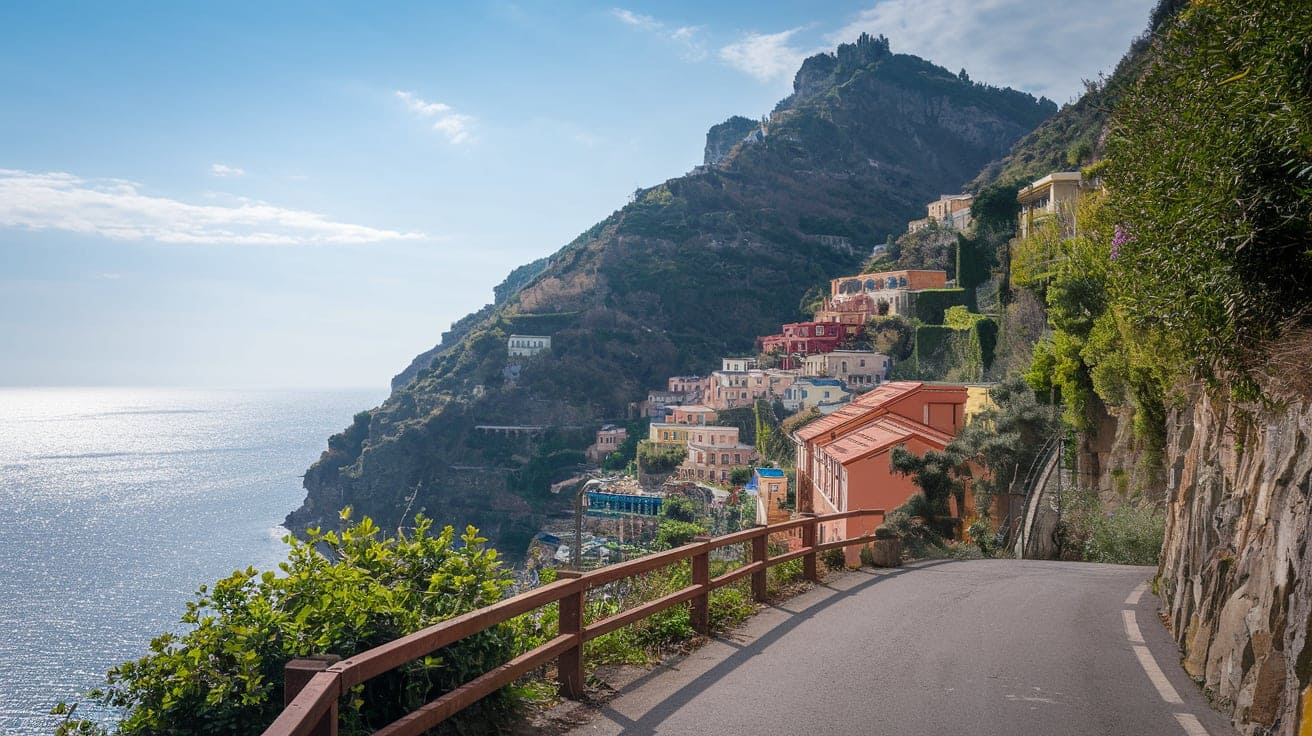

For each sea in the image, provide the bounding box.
[0,387,384,735]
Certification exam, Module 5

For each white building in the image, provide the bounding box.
[508,334,551,357]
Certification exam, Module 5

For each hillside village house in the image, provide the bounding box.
[794,381,973,566]
[507,334,551,357]
[803,350,890,387]
[668,404,717,425]
[759,321,863,357]
[648,422,693,446]
[1017,172,1099,239]
[641,389,690,419]
[667,375,707,402]
[781,377,852,413]
[707,368,797,410]
[721,357,758,372]
[586,425,628,462]
[907,193,973,233]
[813,269,948,323]
[677,425,758,484]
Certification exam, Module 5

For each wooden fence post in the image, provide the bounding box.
[284,655,341,736]
[751,529,768,603]
[801,513,819,582]
[556,571,586,699]
[690,536,711,635]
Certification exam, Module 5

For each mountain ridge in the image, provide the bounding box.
[289,34,1055,555]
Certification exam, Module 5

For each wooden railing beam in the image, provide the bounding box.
[750,530,768,602]
[690,536,711,636]
[801,513,819,582]
[556,570,585,700]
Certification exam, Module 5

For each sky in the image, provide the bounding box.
[0,0,1154,389]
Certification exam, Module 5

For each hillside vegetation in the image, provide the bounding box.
[289,33,1055,555]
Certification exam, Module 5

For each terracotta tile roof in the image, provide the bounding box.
[824,414,952,465]
[794,381,925,442]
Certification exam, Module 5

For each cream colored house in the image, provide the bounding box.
[507,334,551,357]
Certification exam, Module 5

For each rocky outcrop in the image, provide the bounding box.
[1158,382,1312,735]
[703,116,759,166]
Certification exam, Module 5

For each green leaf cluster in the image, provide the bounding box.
[71,513,514,736]
[1104,0,1312,394]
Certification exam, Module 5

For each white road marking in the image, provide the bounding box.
[1123,609,1146,643]
[1125,582,1148,605]
[1174,712,1210,736]
[1133,645,1183,704]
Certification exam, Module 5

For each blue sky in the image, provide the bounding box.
[0,1,1153,388]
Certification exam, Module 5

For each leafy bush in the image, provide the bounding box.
[636,440,687,475]
[912,288,973,324]
[61,513,515,736]
[1057,488,1165,565]
[1106,0,1312,394]
[655,519,706,549]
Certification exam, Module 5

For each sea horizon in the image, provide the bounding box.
[0,387,385,734]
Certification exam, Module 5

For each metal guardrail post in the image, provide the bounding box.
[284,656,341,736]
[751,529,768,602]
[556,571,585,699]
[801,513,819,582]
[690,536,711,635]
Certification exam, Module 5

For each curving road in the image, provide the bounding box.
[566,559,1235,736]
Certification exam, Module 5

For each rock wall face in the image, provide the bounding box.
[1158,383,1312,735]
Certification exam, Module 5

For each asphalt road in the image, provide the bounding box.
[566,559,1235,736]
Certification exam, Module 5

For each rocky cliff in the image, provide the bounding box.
[1159,379,1312,735]
[703,115,758,166]
[289,33,1054,556]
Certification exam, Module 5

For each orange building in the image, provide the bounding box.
[816,269,949,323]
[793,381,972,565]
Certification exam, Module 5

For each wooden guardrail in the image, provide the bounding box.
[263,509,886,736]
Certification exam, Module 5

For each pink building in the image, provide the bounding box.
[759,321,863,357]
[586,425,629,462]
[706,369,798,410]
[677,425,759,484]
[668,404,717,425]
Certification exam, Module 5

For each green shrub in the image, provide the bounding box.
[61,513,515,736]
[912,288,973,324]
[655,519,705,549]
[1106,0,1312,392]
[1057,488,1165,565]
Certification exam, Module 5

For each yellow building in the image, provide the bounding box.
[1017,172,1096,239]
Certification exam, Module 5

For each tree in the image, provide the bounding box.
[661,495,700,524]
[61,512,515,736]
[729,467,752,487]
[889,446,965,520]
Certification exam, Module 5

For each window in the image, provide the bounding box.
[721,453,729,465]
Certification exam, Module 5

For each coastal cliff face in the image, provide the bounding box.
[1159,382,1312,735]
[288,34,1054,556]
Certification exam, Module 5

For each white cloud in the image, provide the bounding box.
[828,0,1152,102]
[394,90,476,144]
[610,8,658,30]
[719,28,812,84]
[0,168,424,245]
[609,8,707,61]
[209,163,245,178]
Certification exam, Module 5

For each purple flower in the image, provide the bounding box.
[1111,223,1135,260]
